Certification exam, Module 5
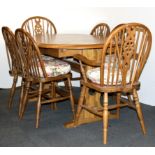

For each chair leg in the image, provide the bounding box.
[51,82,57,110]
[36,82,42,128]
[19,79,25,117]
[116,93,121,119]
[103,92,109,144]
[133,89,146,135]
[8,75,18,109]
[20,81,30,119]
[75,85,87,126]
[67,77,75,120]
[65,79,77,105]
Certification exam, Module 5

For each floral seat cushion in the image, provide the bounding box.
[86,67,122,85]
[40,55,71,77]
[86,55,130,85]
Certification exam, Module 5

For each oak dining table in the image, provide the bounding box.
[35,34,116,127]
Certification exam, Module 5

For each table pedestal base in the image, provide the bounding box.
[64,111,119,128]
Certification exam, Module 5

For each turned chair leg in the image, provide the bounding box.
[19,80,25,117]
[103,92,109,144]
[133,89,146,135]
[8,75,18,109]
[20,81,30,119]
[36,82,42,128]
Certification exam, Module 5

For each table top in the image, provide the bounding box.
[35,34,104,49]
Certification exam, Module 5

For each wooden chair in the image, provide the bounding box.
[21,16,57,37]
[15,28,75,128]
[1,27,23,109]
[74,23,152,144]
[90,23,110,38]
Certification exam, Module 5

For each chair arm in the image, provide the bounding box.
[74,54,101,67]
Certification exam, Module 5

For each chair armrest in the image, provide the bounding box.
[74,54,101,67]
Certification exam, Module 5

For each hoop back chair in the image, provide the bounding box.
[21,16,57,37]
[15,28,75,128]
[74,23,152,144]
[90,23,110,39]
[2,27,23,109]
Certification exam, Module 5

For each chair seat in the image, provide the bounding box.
[87,67,118,85]
[87,55,122,85]
[87,65,131,85]
[41,55,71,77]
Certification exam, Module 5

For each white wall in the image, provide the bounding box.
[0,1,155,105]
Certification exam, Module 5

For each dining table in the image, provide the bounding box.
[35,34,117,128]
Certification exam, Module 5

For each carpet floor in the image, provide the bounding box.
[0,87,155,147]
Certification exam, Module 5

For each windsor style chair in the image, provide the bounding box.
[74,23,152,144]
[15,28,75,128]
[2,27,23,109]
